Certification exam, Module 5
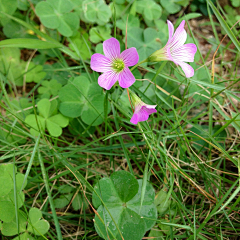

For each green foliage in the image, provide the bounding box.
[43,63,70,85]
[128,28,162,66]
[0,164,49,238]
[53,185,88,210]
[116,15,140,33]
[69,32,92,60]
[27,208,50,235]
[38,79,62,99]
[89,25,112,44]
[230,0,240,7]
[25,63,46,83]
[35,0,79,37]
[68,118,95,136]
[59,76,110,126]
[160,0,181,14]
[0,47,24,86]
[82,0,111,25]
[3,20,36,39]
[25,99,69,137]
[17,0,29,10]
[92,171,157,240]
[0,0,18,25]
[136,0,162,21]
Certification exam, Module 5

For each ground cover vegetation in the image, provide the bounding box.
[0,0,240,239]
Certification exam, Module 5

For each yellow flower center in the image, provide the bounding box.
[112,59,125,72]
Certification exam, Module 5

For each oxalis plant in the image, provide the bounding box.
[88,20,197,239]
[0,164,50,239]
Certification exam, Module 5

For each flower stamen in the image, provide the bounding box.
[112,59,125,72]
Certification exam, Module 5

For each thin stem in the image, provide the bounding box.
[130,58,148,72]
[127,88,134,113]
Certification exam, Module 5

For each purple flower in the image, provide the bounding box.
[130,91,157,125]
[149,20,197,78]
[90,37,139,90]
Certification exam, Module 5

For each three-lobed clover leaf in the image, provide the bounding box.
[0,164,26,223]
[92,171,157,240]
[0,0,18,26]
[24,62,46,84]
[116,15,140,33]
[25,99,69,137]
[160,0,181,14]
[35,0,79,37]
[69,32,92,60]
[27,208,50,235]
[82,0,111,25]
[0,47,25,86]
[109,2,126,19]
[59,76,110,126]
[89,25,112,44]
[3,20,36,39]
[127,27,162,66]
[1,210,27,236]
[38,79,62,99]
[136,0,162,21]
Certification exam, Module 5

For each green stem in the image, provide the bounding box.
[38,149,63,240]
[130,58,148,72]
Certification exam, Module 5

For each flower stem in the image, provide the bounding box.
[130,58,148,72]
[127,88,134,113]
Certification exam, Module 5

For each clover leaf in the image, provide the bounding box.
[0,164,26,223]
[231,0,240,7]
[0,0,18,26]
[82,0,111,25]
[160,0,181,14]
[38,79,62,99]
[136,0,162,21]
[24,62,46,84]
[92,171,157,240]
[116,14,140,33]
[89,25,112,44]
[127,27,162,66]
[17,0,29,10]
[109,2,126,19]
[0,47,25,86]
[25,99,69,137]
[69,32,92,60]
[1,210,27,236]
[59,76,110,126]
[12,233,35,240]
[35,0,79,37]
[27,208,50,235]
[43,63,70,85]
[68,118,95,137]
[3,20,36,39]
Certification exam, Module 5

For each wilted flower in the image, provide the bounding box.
[130,91,157,125]
[91,37,139,90]
[149,20,197,78]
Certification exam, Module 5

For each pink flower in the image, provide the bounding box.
[149,20,197,78]
[130,91,157,125]
[90,37,139,90]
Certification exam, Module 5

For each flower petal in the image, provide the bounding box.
[98,71,118,90]
[91,53,112,72]
[169,20,187,51]
[118,67,135,88]
[103,37,120,60]
[146,108,157,115]
[166,20,174,45]
[135,107,150,122]
[171,43,197,63]
[120,47,139,67]
[130,113,139,125]
[175,61,195,78]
